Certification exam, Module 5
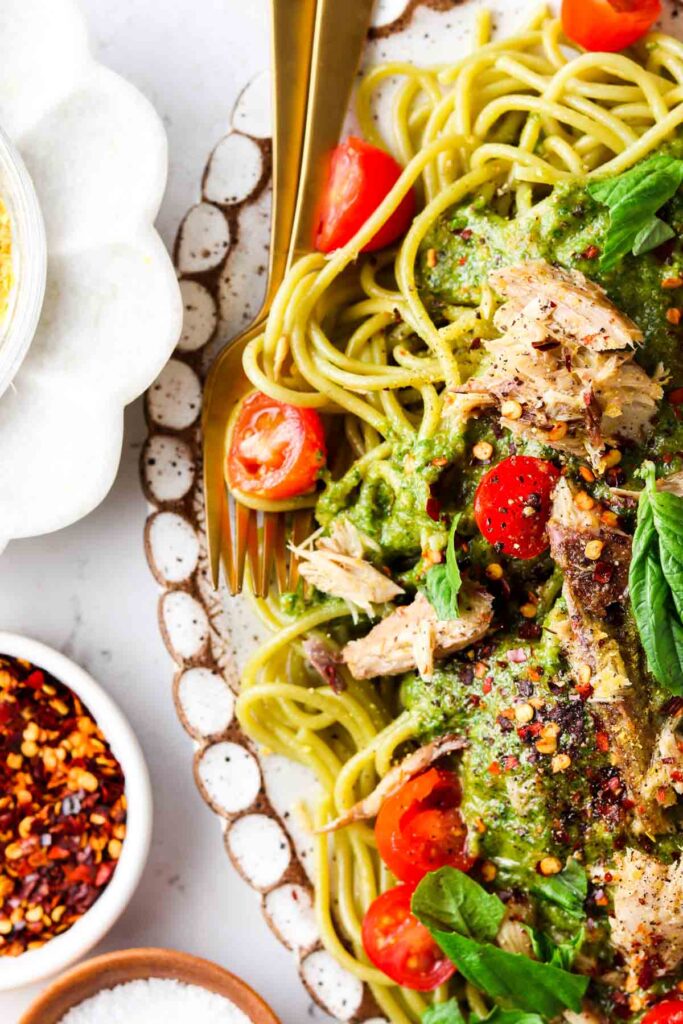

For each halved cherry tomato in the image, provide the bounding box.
[561,0,661,52]
[315,137,416,253]
[362,884,456,991]
[474,455,560,560]
[375,768,474,887]
[642,1000,683,1024]
[226,390,326,500]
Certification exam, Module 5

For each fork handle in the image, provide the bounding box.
[260,0,319,317]
[287,0,375,264]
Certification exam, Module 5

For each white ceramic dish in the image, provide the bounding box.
[0,0,182,547]
[142,0,683,1019]
[0,123,46,399]
[0,632,152,991]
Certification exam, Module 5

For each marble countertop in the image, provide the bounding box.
[0,1,323,1020]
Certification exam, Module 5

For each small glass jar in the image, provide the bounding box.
[0,124,46,398]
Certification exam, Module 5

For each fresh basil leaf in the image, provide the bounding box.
[413,869,587,1017]
[587,155,683,271]
[631,467,683,692]
[660,542,683,623]
[649,491,683,567]
[475,1011,546,1024]
[419,515,462,620]
[632,216,676,256]
[422,1000,545,1024]
[429,930,588,1016]
[530,858,587,919]
[423,999,467,1024]
[525,925,585,972]
[412,867,503,941]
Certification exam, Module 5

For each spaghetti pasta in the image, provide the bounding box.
[234,7,683,1020]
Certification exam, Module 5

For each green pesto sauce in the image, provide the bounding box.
[302,151,683,948]
[418,166,683,383]
[401,620,621,891]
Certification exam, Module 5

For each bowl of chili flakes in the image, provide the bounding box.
[0,632,152,989]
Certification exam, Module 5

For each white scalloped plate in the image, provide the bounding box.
[0,0,181,546]
[141,2,683,1019]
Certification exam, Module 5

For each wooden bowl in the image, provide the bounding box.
[19,947,282,1024]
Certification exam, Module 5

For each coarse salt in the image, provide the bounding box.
[59,977,253,1024]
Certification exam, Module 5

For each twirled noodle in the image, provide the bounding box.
[234,7,683,1020]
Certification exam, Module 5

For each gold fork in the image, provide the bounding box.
[203,0,376,595]
[203,0,317,592]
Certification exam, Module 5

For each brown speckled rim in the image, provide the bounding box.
[139,4,461,1020]
[19,947,282,1024]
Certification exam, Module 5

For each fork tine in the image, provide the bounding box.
[273,514,288,594]
[257,513,279,598]
[219,488,238,594]
[288,509,314,591]
[234,502,257,595]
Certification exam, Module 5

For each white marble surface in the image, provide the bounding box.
[0,1,325,1020]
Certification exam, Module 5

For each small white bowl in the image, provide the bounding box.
[0,125,46,399]
[0,632,152,991]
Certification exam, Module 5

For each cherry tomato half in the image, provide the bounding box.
[362,884,456,991]
[375,768,474,887]
[474,455,560,560]
[561,0,661,52]
[642,1000,683,1024]
[315,137,416,253]
[226,390,326,500]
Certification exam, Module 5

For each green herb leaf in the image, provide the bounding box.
[422,1001,546,1024]
[423,999,467,1024]
[632,216,676,256]
[525,925,585,972]
[428,931,587,1016]
[412,869,588,1017]
[630,463,683,692]
[587,155,683,271]
[530,858,587,919]
[419,515,462,620]
[412,866,503,940]
[475,1011,546,1024]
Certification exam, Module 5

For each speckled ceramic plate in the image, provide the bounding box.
[140,1,682,1018]
[0,0,181,546]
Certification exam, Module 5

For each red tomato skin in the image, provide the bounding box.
[474,455,560,560]
[642,1000,683,1024]
[561,0,661,52]
[226,391,326,500]
[362,884,456,991]
[375,768,474,887]
[315,137,416,254]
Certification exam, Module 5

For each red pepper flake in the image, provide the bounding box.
[24,671,44,691]
[503,755,519,771]
[0,654,126,958]
[593,561,613,585]
[581,244,600,260]
[459,228,473,241]
[488,761,501,775]
[667,307,682,325]
[458,256,468,266]
[576,682,594,701]
[596,730,610,753]
[482,678,493,695]
[425,496,441,522]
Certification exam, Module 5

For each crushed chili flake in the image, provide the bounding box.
[0,655,126,957]
[596,730,610,753]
